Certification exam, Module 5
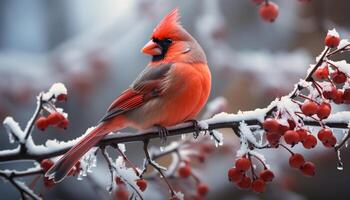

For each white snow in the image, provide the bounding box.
[338,39,350,49]
[3,117,24,143]
[328,28,340,38]
[328,60,350,78]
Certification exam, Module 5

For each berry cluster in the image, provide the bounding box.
[227,156,274,193]
[35,92,69,131]
[251,0,310,23]
[36,112,69,131]
[226,29,349,193]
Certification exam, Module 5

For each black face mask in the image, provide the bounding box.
[152,38,173,62]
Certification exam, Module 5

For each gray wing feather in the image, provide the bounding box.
[99,63,173,123]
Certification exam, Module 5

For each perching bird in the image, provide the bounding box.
[46,8,211,182]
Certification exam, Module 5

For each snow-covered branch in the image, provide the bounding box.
[1,29,350,199]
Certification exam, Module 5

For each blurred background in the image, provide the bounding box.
[1,0,350,199]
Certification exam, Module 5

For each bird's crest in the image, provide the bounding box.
[152,8,183,40]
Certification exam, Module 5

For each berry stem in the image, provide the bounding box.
[250,153,268,169]
[312,80,323,98]
[248,153,258,180]
[279,144,294,155]
[298,94,318,103]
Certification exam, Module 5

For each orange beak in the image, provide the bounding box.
[141,40,162,56]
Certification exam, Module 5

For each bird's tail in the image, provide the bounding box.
[45,117,125,183]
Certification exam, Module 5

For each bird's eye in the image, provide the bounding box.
[163,38,172,44]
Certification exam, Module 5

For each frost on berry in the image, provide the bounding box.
[325,29,340,48]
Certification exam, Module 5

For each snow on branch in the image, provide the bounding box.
[1,29,350,199]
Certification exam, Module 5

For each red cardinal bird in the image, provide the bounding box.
[46,8,211,182]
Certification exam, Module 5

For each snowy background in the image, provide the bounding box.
[0,0,350,199]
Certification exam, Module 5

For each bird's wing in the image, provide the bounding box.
[100,63,173,122]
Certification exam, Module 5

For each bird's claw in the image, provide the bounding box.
[154,124,168,145]
[186,119,201,139]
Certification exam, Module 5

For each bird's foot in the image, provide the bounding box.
[154,124,169,145]
[186,119,201,139]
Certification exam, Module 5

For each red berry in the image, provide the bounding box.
[314,66,329,80]
[287,119,296,130]
[115,187,129,200]
[40,159,54,172]
[235,157,251,172]
[333,90,344,104]
[197,183,209,197]
[266,132,281,146]
[331,70,347,84]
[289,153,305,169]
[47,112,65,125]
[300,162,316,176]
[302,135,317,149]
[323,86,337,99]
[43,177,55,188]
[115,177,125,185]
[284,130,300,146]
[301,101,319,116]
[260,169,274,182]
[343,88,350,101]
[57,94,67,102]
[325,34,340,48]
[252,179,266,193]
[317,102,331,119]
[279,124,290,134]
[178,165,191,178]
[322,135,337,148]
[237,176,252,189]
[296,129,308,142]
[57,118,69,129]
[228,167,244,182]
[263,118,280,133]
[259,2,279,22]
[136,179,147,192]
[35,117,49,131]
[317,128,333,141]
